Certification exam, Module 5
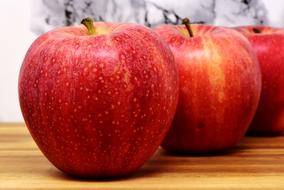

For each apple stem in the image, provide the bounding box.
[252,27,261,34]
[182,18,194,37]
[81,17,96,35]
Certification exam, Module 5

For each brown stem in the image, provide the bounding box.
[182,18,194,37]
[81,17,96,35]
[252,27,261,34]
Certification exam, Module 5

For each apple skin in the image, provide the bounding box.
[18,22,179,178]
[155,24,261,153]
[235,26,284,135]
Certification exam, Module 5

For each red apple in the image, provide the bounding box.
[18,17,179,177]
[155,19,261,153]
[235,26,284,135]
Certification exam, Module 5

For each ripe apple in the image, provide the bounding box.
[235,26,284,135]
[155,18,261,153]
[18,17,179,177]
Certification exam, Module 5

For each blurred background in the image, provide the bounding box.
[0,0,283,122]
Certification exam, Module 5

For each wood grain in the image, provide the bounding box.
[1,123,284,190]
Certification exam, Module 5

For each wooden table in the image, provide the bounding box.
[1,123,284,189]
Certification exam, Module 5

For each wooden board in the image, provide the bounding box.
[1,123,284,190]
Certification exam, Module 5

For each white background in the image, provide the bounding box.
[0,0,283,122]
[0,0,35,122]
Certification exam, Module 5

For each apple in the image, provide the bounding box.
[18,17,179,178]
[155,18,261,153]
[235,26,284,135]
